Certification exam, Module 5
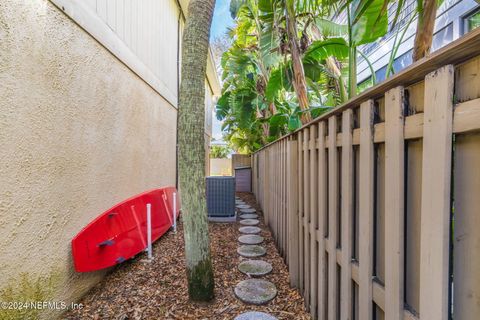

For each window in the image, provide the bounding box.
[431,24,453,51]
[392,49,413,73]
[464,9,480,33]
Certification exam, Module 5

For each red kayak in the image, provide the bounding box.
[72,187,180,272]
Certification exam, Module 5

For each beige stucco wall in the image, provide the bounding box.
[0,1,177,317]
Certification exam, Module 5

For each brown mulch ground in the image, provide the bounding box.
[66,192,310,320]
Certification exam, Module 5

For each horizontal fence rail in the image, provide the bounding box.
[252,29,480,320]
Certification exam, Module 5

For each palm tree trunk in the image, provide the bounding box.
[413,0,437,61]
[177,0,216,302]
[285,0,311,123]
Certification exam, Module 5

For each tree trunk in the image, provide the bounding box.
[285,0,311,123]
[178,0,216,302]
[413,0,437,61]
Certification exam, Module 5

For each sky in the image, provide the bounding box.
[210,1,234,41]
[210,1,234,141]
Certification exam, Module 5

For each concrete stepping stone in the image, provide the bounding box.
[237,204,251,209]
[239,226,262,234]
[234,279,277,305]
[236,200,245,204]
[240,213,259,219]
[239,219,259,226]
[237,245,266,258]
[238,260,273,276]
[238,234,264,245]
[239,208,256,213]
[234,311,278,320]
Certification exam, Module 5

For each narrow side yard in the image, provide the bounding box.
[66,193,309,320]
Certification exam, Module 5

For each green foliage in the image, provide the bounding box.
[210,145,231,159]
[216,0,403,152]
[303,38,349,63]
[314,18,348,37]
[350,0,388,46]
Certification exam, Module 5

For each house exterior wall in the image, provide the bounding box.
[205,82,214,175]
[0,0,178,316]
[50,0,182,106]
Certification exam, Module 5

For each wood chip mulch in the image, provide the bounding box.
[65,192,310,320]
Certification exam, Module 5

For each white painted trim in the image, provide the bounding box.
[206,49,221,96]
[49,0,178,107]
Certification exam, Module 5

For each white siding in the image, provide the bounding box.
[50,0,181,107]
[357,0,479,83]
[205,82,214,138]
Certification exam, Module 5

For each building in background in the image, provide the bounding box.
[0,0,219,314]
[357,0,480,87]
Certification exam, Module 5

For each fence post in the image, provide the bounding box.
[341,109,354,320]
[419,65,454,320]
[287,137,299,287]
[359,100,375,320]
[309,124,318,319]
[298,131,305,297]
[328,116,339,320]
[384,86,405,320]
[303,128,311,308]
[317,121,327,320]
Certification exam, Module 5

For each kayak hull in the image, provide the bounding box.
[72,187,180,272]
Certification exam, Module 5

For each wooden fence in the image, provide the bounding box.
[252,29,480,320]
[232,154,252,169]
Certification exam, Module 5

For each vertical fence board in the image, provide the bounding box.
[309,125,318,318]
[359,100,375,320]
[405,139,422,314]
[419,65,454,320]
[453,133,480,319]
[280,142,283,254]
[282,140,289,262]
[282,140,286,256]
[341,109,354,320]
[318,122,327,320]
[298,131,305,295]
[303,128,311,309]
[384,86,405,320]
[328,116,339,320]
[275,145,278,235]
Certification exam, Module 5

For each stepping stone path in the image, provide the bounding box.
[238,234,264,245]
[238,260,273,277]
[234,311,277,320]
[234,279,277,305]
[239,226,261,234]
[239,219,259,226]
[233,311,278,320]
[234,195,277,319]
[237,245,266,258]
[240,213,259,219]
